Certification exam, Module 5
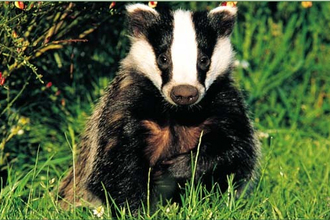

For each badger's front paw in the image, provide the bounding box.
[161,154,192,179]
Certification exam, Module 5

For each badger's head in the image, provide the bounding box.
[123,4,236,106]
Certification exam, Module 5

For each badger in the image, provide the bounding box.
[58,3,260,213]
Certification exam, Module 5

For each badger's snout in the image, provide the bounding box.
[170,85,199,105]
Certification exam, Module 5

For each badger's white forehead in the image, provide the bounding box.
[171,10,198,86]
[170,10,234,93]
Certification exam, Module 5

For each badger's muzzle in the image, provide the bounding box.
[170,85,199,106]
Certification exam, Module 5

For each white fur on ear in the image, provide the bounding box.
[209,6,237,16]
[208,5,237,37]
[126,3,158,15]
[126,3,159,38]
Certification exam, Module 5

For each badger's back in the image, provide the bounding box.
[58,4,260,213]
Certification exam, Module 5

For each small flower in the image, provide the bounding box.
[17,129,24,135]
[221,2,237,7]
[240,60,250,69]
[258,131,270,139]
[18,116,30,125]
[109,2,116,9]
[49,178,56,185]
[12,31,18,38]
[93,206,104,218]
[148,1,157,8]
[46,82,52,88]
[233,60,250,69]
[14,1,25,10]
[301,2,312,8]
[10,126,21,136]
[0,72,5,86]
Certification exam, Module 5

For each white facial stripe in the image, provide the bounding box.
[126,3,158,15]
[122,38,162,90]
[171,10,198,86]
[205,37,234,89]
[209,6,237,16]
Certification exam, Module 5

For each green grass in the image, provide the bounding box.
[1,2,330,219]
[1,134,329,219]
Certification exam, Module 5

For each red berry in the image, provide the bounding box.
[0,72,5,86]
[46,82,52,88]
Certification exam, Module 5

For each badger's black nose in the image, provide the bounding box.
[170,85,199,105]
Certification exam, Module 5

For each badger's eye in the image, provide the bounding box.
[157,53,170,69]
[198,55,210,71]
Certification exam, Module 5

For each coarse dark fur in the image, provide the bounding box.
[58,4,260,214]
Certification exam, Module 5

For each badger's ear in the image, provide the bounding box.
[208,6,237,37]
[126,4,159,38]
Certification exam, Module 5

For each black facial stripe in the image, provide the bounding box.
[145,9,174,87]
[192,11,218,85]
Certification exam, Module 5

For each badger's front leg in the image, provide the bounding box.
[161,152,213,181]
[159,134,258,195]
[150,149,222,206]
[86,128,151,212]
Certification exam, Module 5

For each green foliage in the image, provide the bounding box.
[0,2,127,169]
[232,2,330,135]
[0,1,329,219]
